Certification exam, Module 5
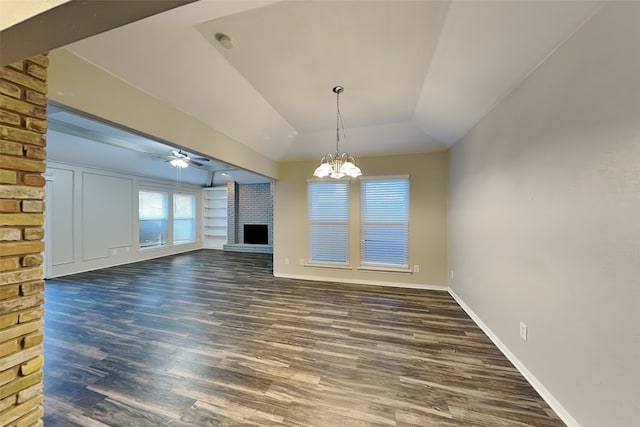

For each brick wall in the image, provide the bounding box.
[0,55,47,427]
[227,181,273,246]
[226,181,239,244]
[227,182,273,245]
[237,182,273,245]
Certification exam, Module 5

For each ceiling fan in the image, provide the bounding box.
[167,149,210,168]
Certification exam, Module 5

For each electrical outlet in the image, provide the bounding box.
[285,257,290,265]
[413,265,419,273]
[519,322,527,342]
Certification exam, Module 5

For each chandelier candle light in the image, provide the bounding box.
[313,86,362,179]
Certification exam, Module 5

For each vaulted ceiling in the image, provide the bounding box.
[59,0,603,164]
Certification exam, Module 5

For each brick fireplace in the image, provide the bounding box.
[224,181,273,254]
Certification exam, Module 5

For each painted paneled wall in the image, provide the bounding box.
[274,152,448,288]
[448,3,640,426]
[82,173,133,260]
[46,161,203,277]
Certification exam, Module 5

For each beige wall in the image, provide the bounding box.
[448,3,640,427]
[47,48,279,181]
[274,152,448,288]
[0,0,69,31]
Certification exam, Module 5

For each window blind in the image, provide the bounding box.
[139,191,168,248]
[173,194,196,245]
[360,177,409,268]
[307,180,350,264]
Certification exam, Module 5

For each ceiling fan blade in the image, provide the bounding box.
[186,158,203,167]
[191,157,210,162]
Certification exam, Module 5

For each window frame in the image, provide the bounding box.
[138,190,169,250]
[173,193,197,245]
[359,175,410,272]
[306,179,351,268]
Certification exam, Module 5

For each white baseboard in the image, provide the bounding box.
[273,272,447,291]
[48,245,203,279]
[448,289,580,427]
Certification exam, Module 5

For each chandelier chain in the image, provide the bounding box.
[336,88,346,152]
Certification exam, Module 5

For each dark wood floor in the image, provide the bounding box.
[43,250,564,427]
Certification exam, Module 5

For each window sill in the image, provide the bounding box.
[357,265,412,273]
[304,262,352,270]
[138,245,167,251]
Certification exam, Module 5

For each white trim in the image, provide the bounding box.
[448,289,581,427]
[48,245,202,279]
[359,174,410,181]
[273,272,447,291]
[304,263,352,270]
[357,265,412,273]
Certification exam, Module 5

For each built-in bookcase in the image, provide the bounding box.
[203,187,227,249]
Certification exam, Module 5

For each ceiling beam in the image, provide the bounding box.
[0,0,197,66]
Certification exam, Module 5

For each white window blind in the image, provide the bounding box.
[139,191,168,248]
[360,177,409,269]
[308,180,350,264]
[173,194,196,245]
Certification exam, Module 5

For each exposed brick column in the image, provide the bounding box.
[0,55,48,427]
[227,180,239,244]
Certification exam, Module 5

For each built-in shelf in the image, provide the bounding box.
[203,187,227,249]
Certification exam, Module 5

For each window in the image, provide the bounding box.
[307,180,350,264]
[360,176,409,269]
[139,191,168,248]
[174,194,196,245]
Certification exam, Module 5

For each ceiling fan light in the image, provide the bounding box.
[171,158,188,168]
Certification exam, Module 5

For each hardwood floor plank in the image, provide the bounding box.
[43,250,565,426]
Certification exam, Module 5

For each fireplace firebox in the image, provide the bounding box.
[244,224,268,245]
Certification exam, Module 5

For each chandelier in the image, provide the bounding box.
[313,86,362,179]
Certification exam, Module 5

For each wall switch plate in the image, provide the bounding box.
[519,322,528,341]
[413,265,419,273]
[450,270,454,280]
[285,257,290,265]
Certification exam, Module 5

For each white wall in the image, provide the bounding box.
[274,152,448,289]
[46,160,203,277]
[448,3,640,426]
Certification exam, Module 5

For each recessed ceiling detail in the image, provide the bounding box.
[64,0,604,163]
